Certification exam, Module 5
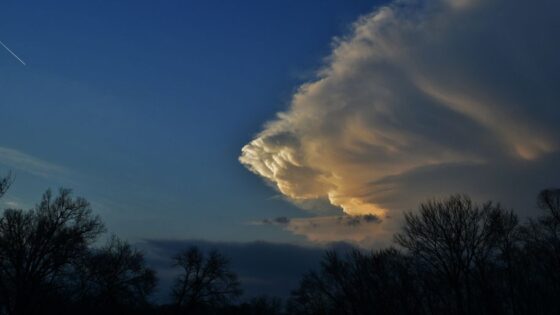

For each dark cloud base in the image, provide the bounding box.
[141,239,355,302]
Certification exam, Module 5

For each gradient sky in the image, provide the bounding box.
[2,0,560,301]
[0,0,383,244]
[2,1,560,299]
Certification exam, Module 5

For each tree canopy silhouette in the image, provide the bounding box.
[0,188,105,315]
[171,246,242,313]
[394,195,518,314]
[288,248,420,315]
[1,172,560,315]
[0,173,13,199]
[69,236,157,315]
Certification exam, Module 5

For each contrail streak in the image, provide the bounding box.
[0,40,26,66]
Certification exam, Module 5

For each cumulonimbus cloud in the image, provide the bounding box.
[240,0,560,221]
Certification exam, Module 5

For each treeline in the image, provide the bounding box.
[0,174,247,315]
[287,191,560,315]
[0,174,559,314]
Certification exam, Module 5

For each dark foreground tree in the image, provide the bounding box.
[171,246,242,314]
[514,189,560,313]
[289,194,560,315]
[0,188,105,315]
[2,169,560,315]
[68,236,157,315]
[0,173,13,199]
[288,248,420,315]
[394,195,518,315]
[238,296,283,315]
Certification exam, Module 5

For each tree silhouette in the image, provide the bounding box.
[69,236,157,315]
[172,246,241,311]
[394,195,518,315]
[0,188,105,315]
[515,189,560,313]
[2,171,560,315]
[288,248,421,315]
[0,173,13,199]
[171,246,241,313]
[243,296,283,315]
[536,189,560,227]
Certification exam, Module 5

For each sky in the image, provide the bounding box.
[1,0,559,300]
[0,0,380,242]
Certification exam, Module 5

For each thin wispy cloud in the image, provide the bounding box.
[0,146,68,178]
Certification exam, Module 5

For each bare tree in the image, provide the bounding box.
[171,246,241,312]
[394,195,518,315]
[288,251,349,315]
[515,188,560,312]
[288,248,421,315]
[0,172,13,199]
[536,189,560,228]
[246,296,283,315]
[0,188,105,315]
[69,236,157,314]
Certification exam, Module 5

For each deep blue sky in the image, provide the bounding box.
[0,0,382,242]
[2,0,560,300]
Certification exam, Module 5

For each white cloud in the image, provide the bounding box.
[240,0,560,243]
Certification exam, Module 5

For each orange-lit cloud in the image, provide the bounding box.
[240,0,560,243]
